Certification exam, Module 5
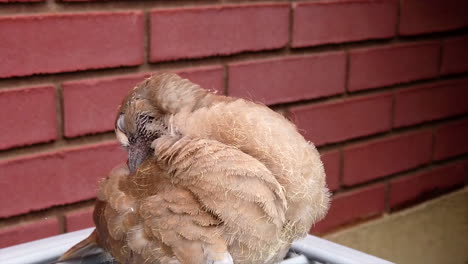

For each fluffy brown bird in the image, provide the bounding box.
[59,73,330,264]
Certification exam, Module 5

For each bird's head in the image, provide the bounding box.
[115,98,166,174]
[117,110,168,175]
[115,76,169,174]
[115,73,210,173]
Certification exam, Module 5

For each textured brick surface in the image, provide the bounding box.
[292,0,397,47]
[441,36,468,75]
[0,12,144,78]
[63,66,224,137]
[394,79,468,128]
[229,53,346,105]
[150,4,289,62]
[0,218,59,248]
[343,131,433,186]
[0,142,125,217]
[312,184,385,234]
[434,119,468,161]
[0,86,56,150]
[63,74,148,138]
[389,162,466,209]
[400,0,468,35]
[1,0,467,239]
[349,42,440,91]
[321,150,340,191]
[291,93,392,146]
[65,208,94,232]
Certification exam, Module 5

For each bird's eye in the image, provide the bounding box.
[115,114,129,148]
[117,114,125,132]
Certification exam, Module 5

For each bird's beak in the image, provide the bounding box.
[127,144,151,174]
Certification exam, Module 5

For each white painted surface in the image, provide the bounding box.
[0,227,394,264]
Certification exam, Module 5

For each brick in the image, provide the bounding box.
[150,4,289,62]
[434,119,468,161]
[0,141,126,218]
[389,162,466,209]
[349,42,440,91]
[441,36,468,75]
[292,0,397,48]
[343,131,433,186]
[400,0,468,36]
[229,53,346,105]
[394,79,468,128]
[65,208,94,232]
[0,218,59,248]
[0,85,56,150]
[321,150,341,191]
[311,184,385,234]
[63,74,148,138]
[291,93,392,146]
[0,12,144,78]
[63,66,224,137]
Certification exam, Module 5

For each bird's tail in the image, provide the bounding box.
[53,229,113,264]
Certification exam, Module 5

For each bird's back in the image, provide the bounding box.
[172,97,329,240]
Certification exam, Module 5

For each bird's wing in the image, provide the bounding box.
[78,136,288,264]
[145,134,288,263]
[58,165,135,264]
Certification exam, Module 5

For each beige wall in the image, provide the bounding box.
[324,187,468,264]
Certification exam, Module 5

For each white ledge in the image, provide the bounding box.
[0,228,394,264]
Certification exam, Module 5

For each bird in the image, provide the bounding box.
[58,73,330,264]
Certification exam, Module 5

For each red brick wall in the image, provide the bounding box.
[0,0,467,247]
